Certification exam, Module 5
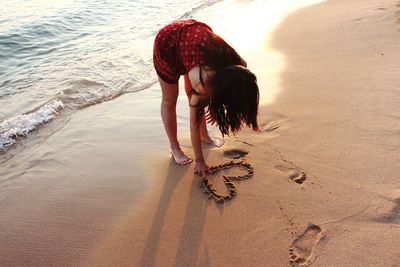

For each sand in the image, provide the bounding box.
[1,0,400,266]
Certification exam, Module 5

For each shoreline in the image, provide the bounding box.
[1,0,400,266]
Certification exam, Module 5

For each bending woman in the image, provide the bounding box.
[153,19,259,177]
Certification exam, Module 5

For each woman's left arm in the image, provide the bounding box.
[189,105,210,177]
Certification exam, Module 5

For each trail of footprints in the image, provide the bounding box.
[289,224,324,266]
[223,146,323,266]
[272,150,322,265]
[258,120,322,265]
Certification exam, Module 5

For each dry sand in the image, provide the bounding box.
[1,0,400,266]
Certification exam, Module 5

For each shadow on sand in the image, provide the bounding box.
[139,160,208,267]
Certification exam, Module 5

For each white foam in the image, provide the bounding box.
[0,99,65,150]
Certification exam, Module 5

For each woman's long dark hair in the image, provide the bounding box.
[197,32,260,135]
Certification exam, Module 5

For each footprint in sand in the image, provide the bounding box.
[260,120,280,132]
[223,149,249,159]
[289,224,324,266]
[288,171,307,185]
[377,198,400,224]
[275,165,307,184]
[396,2,400,23]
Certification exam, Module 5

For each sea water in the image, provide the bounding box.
[0,0,222,149]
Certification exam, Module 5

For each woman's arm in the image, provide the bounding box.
[186,67,212,177]
[190,105,204,162]
[190,105,210,177]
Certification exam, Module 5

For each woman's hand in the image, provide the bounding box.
[194,160,211,178]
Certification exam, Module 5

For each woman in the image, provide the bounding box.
[153,19,259,177]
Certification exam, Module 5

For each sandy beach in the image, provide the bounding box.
[1,0,400,266]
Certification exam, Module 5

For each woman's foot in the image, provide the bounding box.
[201,134,225,147]
[171,148,193,165]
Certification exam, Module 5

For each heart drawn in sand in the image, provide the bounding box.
[200,160,254,204]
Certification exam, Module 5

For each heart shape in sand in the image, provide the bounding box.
[200,160,254,204]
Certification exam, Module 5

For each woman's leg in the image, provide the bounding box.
[183,75,224,147]
[159,76,192,165]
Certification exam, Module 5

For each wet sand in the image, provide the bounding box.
[1,0,400,266]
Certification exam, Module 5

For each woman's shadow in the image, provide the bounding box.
[139,159,208,267]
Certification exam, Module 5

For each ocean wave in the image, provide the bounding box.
[0,77,157,151]
[0,99,65,150]
[176,0,224,20]
[58,79,158,109]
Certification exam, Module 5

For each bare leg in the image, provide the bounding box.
[183,75,224,147]
[159,76,192,165]
[199,116,225,147]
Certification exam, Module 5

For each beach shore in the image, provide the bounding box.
[1,0,400,266]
